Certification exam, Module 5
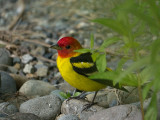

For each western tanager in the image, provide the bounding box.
[50,37,126,109]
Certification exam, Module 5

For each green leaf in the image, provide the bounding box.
[145,92,158,120]
[92,18,128,36]
[117,58,128,71]
[60,92,71,99]
[66,92,72,98]
[96,53,107,72]
[127,5,159,29]
[142,81,153,100]
[115,57,150,84]
[91,52,99,62]
[89,71,138,86]
[74,48,91,53]
[145,0,160,22]
[73,92,81,97]
[90,33,94,49]
[150,39,160,63]
[99,37,120,52]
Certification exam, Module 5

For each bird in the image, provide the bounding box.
[50,37,126,110]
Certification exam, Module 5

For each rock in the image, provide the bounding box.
[9,113,41,120]
[20,94,62,120]
[0,117,9,120]
[50,90,65,101]
[121,87,140,104]
[86,91,110,108]
[7,66,18,74]
[19,80,56,96]
[88,105,142,120]
[46,32,53,38]
[59,82,75,93]
[0,113,8,118]
[56,114,80,120]
[21,54,33,64]
[0,71,17,98]
[68,29,76,35]
[76,22,88,29]
[61,99,104,120]
[13,57,21,64]
[87,87,141,108]
[0,48,12,71]
[13,63,21,70]
[35,63,48,77]
[31,46,46,56]
[42,77,49,82]
[86,89,118,108]
[9,74,28,89]
[43,52,54,59]
[0,102,18,115]
[54,20,68,31]
[23,64,33,74]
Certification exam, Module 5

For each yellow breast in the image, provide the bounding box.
[57,55,106,91]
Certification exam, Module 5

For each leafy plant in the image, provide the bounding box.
[60,91,81,99]
[77,0,160,120]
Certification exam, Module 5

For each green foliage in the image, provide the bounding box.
[77,0,160,119]
[60,92,71,99]
[60,92,81,99]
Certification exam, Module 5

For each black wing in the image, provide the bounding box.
[70,52,128,92]
[70,52,97,77]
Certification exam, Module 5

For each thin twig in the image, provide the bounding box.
[30,53,56,64]
[8,0,25,31]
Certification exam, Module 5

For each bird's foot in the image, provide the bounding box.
[81,102,97,112]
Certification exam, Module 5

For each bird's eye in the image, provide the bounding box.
[66,45,71,49]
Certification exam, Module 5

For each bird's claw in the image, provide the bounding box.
[81,102,97,112]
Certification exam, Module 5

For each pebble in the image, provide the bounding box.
[0,71,17,98]
[58,82,75,93]
[21,54,33,64]
[86,89,118,108]
[0,48,13,71]
[31,46,46,56]
[87,87,142,108]
[19,80,56,97]
[76,22,88,29]
[20,94,62,120]
[9,74,28,89]
[13,57,21,64]
[0,113,8,118]
[0,102,18,115]
[13,63,21,70]
[54,20,68,31]
[121,87,140,104]
[9,112,41,120]
[50,90,66,101]
[88,105,142,120]
[23,64,33,74]
[7,66,18,74]
[46,32,53,38]
[43,52,54,59]
[61,99,104,120]
[56,114,80,120]
[36,65,48,77]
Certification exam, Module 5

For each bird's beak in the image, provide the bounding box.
[50,44,62,50]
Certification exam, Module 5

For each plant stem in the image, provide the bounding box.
[137,73,144,120]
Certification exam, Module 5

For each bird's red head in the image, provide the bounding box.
[50,37,82,58]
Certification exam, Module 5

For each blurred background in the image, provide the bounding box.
[0,0,123,83]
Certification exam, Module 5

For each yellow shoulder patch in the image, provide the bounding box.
[72,62,94,69]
